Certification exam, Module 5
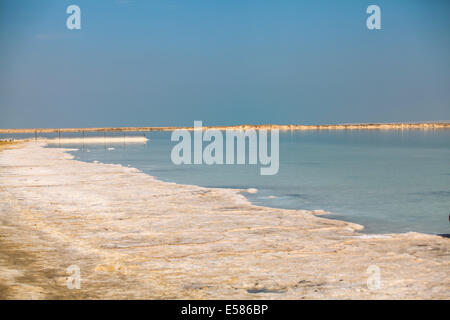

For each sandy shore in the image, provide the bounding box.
[0,142,448,299]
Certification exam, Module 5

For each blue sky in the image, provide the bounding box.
[1,0,449,128]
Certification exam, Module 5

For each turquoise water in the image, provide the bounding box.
[32,130,450,235]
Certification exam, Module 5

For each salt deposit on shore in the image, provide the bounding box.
[41,136,148,144]
[0,142,448,299]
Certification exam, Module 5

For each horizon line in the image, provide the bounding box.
[1,121,450,134]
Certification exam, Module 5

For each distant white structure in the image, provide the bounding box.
[40,136,148,144]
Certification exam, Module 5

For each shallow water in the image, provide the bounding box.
[11,130,449,235]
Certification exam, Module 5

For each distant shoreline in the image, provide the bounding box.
[1,122,450,134]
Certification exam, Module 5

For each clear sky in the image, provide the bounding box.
[1,0,449,128]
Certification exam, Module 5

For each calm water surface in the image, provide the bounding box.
[11,130,449,235]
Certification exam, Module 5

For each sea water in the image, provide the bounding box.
[24,130,450,235]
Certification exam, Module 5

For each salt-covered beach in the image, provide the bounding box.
[0,142,448,299]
